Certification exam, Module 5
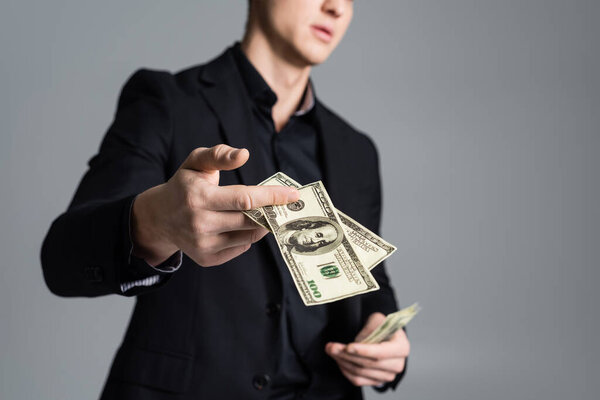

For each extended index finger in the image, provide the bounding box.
[205,185,300,211]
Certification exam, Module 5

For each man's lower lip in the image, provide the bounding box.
[311,26,332,43]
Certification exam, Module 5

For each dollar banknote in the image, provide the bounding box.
[262,181,380,305]
[242,173,297,230]
[243,172,396,271]
[360,303,421,344]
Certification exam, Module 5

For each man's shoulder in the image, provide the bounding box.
[118,66,202,102]
[121,45,233,99]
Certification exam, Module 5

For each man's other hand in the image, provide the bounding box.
[325,312,410,387]
[131,144,299,267]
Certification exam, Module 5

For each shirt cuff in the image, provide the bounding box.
[129,247,183,273]
[120,275,162,293]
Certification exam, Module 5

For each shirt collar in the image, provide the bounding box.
[232,41,315,116]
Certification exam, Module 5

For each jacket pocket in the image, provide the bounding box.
[108,344,193,394]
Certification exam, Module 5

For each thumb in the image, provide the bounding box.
[181,144,249,172]
[355,312,386,342]
[325,342,346,356]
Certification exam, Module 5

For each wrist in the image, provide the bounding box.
[131,186,179,267]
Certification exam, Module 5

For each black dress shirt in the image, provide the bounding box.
[232,42,331,399]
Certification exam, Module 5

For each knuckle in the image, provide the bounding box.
[208,145,219,160]
[186,186,209,211]
[191,147,206,157]
[249,229,261,243]
[267,190,279,205]
[384,372,396,381]
[249,229,258,243]
[195,238,212,253]
[191,214,211,235]
[184,191,197,210]
[195,254,209,266]
[211,144,228,160]
[183,173,199,190]
[392,362,405,374]
[203,260,217,267]
[356,377,369,387]
[193,221,210,236]
[197,253,219,267]
[236,192,253,210]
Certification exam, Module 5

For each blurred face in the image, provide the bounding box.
[290,224,338,250]
[251,0,354,65]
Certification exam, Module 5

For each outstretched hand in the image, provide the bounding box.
[325,312,410,387]
[131,144,299,267]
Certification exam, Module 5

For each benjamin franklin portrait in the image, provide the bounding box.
[277,216,344,256]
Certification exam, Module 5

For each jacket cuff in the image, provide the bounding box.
[120,250,183,294]
[115,194,180,296]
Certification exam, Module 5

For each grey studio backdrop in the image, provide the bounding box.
[1,0,598,399]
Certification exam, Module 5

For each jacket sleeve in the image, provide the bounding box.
[40,69,180,297]
[357,134,408,391]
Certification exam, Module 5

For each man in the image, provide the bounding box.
[41,0,410,398]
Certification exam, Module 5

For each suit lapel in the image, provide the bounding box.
[196,45,287,279]
[196,48,357,296]
[196,46,267,186]
[313,100,354,214]
[197,45,353,203]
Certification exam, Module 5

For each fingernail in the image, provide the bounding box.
[287,188,300,201]
[229,149,241,160]
[347,345,356,354]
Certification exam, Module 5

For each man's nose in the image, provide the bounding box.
[322,0,347,18]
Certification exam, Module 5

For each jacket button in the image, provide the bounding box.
[252,374,271,390]
[266,303,281,316]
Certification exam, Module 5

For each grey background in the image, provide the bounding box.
[1,0,598,399]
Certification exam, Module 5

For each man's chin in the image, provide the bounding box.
[302,48,333,66]
[291,42,334,66]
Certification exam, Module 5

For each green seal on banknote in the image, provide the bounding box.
[319,265,341,279]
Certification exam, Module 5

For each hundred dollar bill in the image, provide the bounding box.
[336,212,396,272]
[262,181,380,305]
[360,303,421,344]
[243,172,396,270]
[243,173,300,230]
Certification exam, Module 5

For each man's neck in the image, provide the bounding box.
[241,32,311,132]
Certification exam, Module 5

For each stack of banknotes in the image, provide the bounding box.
[243,172,398,306]
[360,303,421,344]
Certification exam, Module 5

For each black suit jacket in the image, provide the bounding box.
[41,44,403,399]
